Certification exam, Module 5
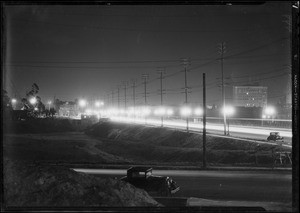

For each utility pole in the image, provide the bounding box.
[203,73,207,169]
[142,74,149,105]
[117,86,120,110]
[53,95,56,111]
[181,58,190,132]
[219,42,227,135]
[123,81,128,110]
[142,74,149,124]
[131,79,137,112]
[283,15,292,107]
[157,67,165,127]
[111,90,114,107]
[107,92,110,107]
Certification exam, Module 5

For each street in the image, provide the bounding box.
[73,168,292,203]
[110,117,293,145]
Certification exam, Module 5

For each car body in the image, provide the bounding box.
[267,132,284,142]
[120,167,180,197]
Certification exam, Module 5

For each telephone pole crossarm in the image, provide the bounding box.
[219,42,227,135]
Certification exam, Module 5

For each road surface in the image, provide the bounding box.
[73,168,292,203]
[110,117,292,144]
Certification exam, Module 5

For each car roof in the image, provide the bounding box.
[128,166,152,173]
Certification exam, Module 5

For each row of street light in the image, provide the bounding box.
[77,100,277,135]
[10,97,277,135]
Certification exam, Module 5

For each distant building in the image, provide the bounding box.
[58,101,79,117]
[233,86,267,107]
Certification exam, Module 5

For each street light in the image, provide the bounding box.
[79,99,87,108]
[29,97,37,105]
[194,107,203,124]
[194,107,203,116]
[180,106,191,132]
[95,101,104,107]
[154,107,166,116]
[222,106,234,135]
[264,106,276,122]
[264,106,275,115]
[11,98,17,110]
[154,106,166,127]
[180,106,192,117]
[85,108,92,115]
[47,101,52,110]
[166,108,174,116]
[141,106,151,116]
[262,114,267,126]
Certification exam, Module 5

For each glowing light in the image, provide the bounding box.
[95,101,104,107]
[11,99,17,104]
[222,106,235,116]
[29,97,37,105]
[127,107,135,116]
[108,108,119,115]
[105,116,293,138]
[141,107,151,116]
[262,114,266,119]
[34,107,38,111]
[180,106,192,117]
[79,99,87,107]
[166,108,173,116]
[154,107,166,116]
[119,109,126,114]
[134,109,142,116]
[194,107,203,116]
[85,108,92,115]
[264,106,275,115]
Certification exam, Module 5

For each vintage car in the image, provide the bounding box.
[267,132,284,142]
[120,167,180,197]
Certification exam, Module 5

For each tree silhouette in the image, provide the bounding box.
[22,83,45,117]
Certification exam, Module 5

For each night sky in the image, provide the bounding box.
[4,2,291,108]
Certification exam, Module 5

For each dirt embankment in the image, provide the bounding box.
[3,118,162,207]
[85,122,291,166]
[3,159,161,207]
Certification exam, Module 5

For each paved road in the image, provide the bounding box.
[111,117,292,144]
[73,168,292,203]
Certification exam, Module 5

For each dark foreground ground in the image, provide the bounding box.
[2,118,293,210]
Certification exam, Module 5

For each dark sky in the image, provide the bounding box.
[4,2,291,107]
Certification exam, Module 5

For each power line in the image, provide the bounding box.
[9,59,182,64]
[230,73,288,85]
[228,67,288,79]
[188,37,288,73]
[5,64,179,69]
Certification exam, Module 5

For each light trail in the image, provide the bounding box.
[110,116,292,138]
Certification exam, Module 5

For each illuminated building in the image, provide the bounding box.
[233,86,267,108]
[58,101,79,117]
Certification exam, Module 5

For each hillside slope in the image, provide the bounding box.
[3,159,161,207]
